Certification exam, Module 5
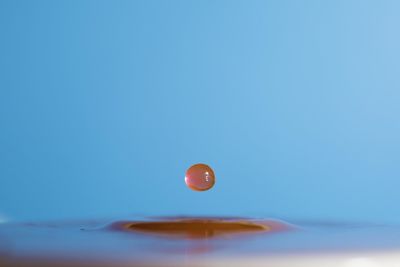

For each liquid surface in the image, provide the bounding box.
[112,218,288,239]
[2,217,400,266]
[185,163,215,191]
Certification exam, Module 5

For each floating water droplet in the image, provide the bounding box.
[185,163,215,191]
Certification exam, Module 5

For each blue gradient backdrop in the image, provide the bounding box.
[1,0,400,223]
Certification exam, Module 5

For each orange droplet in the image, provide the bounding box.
[185,163,215,191]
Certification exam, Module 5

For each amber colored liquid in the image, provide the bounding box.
[185,163,216,191]
[2,217,400,266]
[112,217,289,239]
[0,217,291,266]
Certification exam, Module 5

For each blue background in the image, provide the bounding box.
[1,0,400,223]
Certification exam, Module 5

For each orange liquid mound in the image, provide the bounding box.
[112,217,290,239]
